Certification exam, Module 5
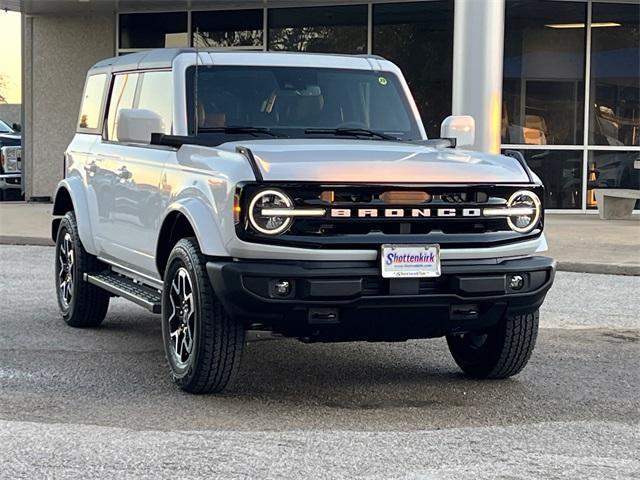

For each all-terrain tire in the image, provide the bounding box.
[161,237,245,394]
[446,310,539,379]
[54,211,110,327]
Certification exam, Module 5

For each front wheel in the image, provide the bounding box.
[161,238,245,394]
[446,310,539,379]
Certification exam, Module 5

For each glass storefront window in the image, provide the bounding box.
[508,150,583,209]
[372,1,454,139]
[502,1,586,146]
[268,5,367,54]
[119,12,188,49]
[589,3,640,146]
[193,9,263,49]
[586,151,640,208]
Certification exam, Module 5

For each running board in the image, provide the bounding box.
[84,272,162,314]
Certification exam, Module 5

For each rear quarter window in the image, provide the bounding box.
[78,73,108,133]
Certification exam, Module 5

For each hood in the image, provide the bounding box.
[218,139,529,183]
[0,133,21,146]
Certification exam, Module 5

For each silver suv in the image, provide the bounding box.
[52,49,555,393]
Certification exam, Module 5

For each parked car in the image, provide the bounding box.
[52,49,555,393]
[0,119,22,201]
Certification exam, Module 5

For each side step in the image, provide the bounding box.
[84,272,162,314]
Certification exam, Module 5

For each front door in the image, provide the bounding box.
[93,70,175,280]
[94,141,170,279]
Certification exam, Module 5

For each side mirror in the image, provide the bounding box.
[441,115,475,148]
[117,109,164,144]
[12,123,21,132]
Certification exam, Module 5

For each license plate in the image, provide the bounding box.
[381,244,441,278]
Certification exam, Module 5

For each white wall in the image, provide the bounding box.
[0,103,21,125]
[22,13,114,200]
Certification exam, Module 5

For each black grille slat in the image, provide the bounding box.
[360,277,442,296]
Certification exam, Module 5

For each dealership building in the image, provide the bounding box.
[1,0,638,211]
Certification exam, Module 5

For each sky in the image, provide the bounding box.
[0,10,21,104]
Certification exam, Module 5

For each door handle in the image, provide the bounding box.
[117,166,132,180]
[84,161,98,174]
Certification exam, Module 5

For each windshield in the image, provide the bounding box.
[187,66,421,141]
[0,119,13,133]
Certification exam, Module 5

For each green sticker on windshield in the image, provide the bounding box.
[378,76,388,86]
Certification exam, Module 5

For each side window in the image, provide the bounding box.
[78,74,107,132]
[106,73,139,141]
[137,71,173,135]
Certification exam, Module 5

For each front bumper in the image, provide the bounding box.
[0,173,21,191]
[207,256,556,341]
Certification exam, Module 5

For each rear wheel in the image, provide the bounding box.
[161,237,245,394]
[54,212,110,327]
[446,310,539,379]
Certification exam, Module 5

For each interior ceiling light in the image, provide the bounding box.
[545,22,621,29]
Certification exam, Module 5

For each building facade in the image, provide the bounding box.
[4,0,639,211]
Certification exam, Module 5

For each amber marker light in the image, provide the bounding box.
[233,194,242,224]
[380,191,431,204]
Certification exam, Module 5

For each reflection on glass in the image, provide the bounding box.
[187,66,420,140]
[193,10,263,48]
[268,5,367,54]
[138,72,173,135]
[119,13,188,49]
[372,1,454,139]
[78,74,107,130]
[587,151,640,208]
[107,73,138,141]
[507,150,583,209]
[589,3,640,146]
[502,1,586,145]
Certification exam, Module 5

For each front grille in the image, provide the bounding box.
[238,183,544,249]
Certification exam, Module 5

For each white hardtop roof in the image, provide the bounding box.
[89,48,395,75]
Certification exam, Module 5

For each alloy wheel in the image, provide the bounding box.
[57,232,75,309]
[168,267,196,367]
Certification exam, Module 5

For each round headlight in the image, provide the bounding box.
[248,189,293,235]
[507,190,541,233]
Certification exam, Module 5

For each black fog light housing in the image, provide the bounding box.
[270,279,293,297]
[508,274,525,291]
[248,189,293,235]
[506,190,541,234]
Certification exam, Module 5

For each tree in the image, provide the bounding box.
[0,74,8,103]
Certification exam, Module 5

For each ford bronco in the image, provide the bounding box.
[52,49,555,393]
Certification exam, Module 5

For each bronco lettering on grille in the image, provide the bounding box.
[329,208,482,218]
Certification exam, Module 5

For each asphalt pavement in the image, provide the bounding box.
[0,245,639,479]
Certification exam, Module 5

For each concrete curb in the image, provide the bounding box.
[1,235,638,276]
[556,261,640,277]
[0,236,54,247]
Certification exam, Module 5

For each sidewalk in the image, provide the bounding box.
[0,202,53,246]
[1,202,639,274]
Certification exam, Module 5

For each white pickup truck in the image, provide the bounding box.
[52,49,555,393]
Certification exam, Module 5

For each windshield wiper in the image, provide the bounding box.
[198,126,285,138]
[304,128,398,141]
